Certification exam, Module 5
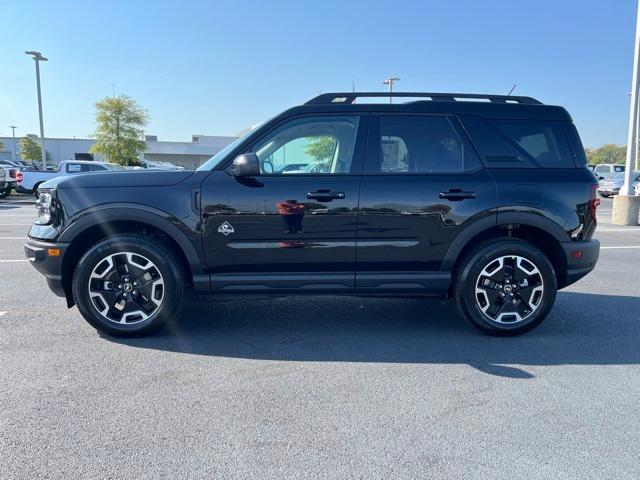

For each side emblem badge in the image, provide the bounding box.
[218,222,235,236]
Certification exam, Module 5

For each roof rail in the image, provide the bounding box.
[305,92,542,105]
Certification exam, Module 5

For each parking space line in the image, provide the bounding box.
[0,259,28,262]
[0,311,7,317]
[597,228,640,232]
[601,245,640,250]
[0,237,26,240]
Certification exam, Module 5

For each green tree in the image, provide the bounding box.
[585,144,627,165]
[20,137,50,163]
[89,95,148,166]
[305,136,336,162]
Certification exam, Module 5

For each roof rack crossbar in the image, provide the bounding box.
[305,92,542,105]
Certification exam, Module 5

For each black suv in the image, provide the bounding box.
[25,92,600,337]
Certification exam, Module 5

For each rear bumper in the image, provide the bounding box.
[560,239,600,288]
[24,238,69,298]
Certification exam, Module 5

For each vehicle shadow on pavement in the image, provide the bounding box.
[108,291,640,378]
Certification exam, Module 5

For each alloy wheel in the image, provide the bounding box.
[88,252,164,324]
[474,255,544,325]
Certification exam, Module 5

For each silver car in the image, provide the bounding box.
[597,171,640,197]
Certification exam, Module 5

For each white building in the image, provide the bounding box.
[0,134,237,170]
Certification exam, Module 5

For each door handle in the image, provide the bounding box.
[439,189,476,201]
[307,190,346,202]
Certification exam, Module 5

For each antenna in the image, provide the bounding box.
[507,83,517,96]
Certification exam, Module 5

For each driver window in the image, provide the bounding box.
[253,116,359,175]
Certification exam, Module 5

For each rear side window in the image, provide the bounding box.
[489,120,574,168]
[461,116,578,168]
[367,115,480,174]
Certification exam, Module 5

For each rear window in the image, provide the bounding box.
[490,120,574,168]
[365,115,481,174]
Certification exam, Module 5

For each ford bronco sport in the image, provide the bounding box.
[25,92,600,337]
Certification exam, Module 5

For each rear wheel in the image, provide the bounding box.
[0,186,10,198]
[72,234,184,337]
[454,239,557,336]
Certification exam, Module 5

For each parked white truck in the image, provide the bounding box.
[0,166,19,198]
[16,160,126,197]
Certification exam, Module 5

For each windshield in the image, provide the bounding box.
[197,121,265,171]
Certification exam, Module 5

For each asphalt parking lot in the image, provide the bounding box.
[1,194,639,479]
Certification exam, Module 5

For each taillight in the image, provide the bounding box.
[588,184,599,223]
[16,172,23,183]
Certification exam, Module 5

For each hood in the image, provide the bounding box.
[41,170,195,190]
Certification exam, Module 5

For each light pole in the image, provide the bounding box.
[612,1,640,225]
[382,76,400,103]
[9,126,17,163]
[25,51,48,171]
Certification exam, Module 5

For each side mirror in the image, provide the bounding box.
[231,153,260,177]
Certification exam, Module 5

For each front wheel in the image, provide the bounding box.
[454,239,557,336]
[72,234,184,337]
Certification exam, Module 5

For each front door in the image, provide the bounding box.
[200,114,367,292]
[356,114,497,292]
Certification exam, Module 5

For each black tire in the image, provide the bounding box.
[454,239,557,336]
[0,186,10,199]
[72,234,184,337]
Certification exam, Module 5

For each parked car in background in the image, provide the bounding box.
[0,166,18,198]
[139,159,185,170]
[597,171,640,197]
[593,163,625,180]
[17,160,126,198]
[0,159,41,171]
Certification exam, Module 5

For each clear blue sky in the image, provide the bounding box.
[1,0,637,147]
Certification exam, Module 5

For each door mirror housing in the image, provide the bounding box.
[231,153,260,177]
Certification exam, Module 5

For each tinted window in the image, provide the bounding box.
[490,120,573,168]
[370,115,467,173]
[253,116,360,175]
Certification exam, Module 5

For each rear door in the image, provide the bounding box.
[356,114,497,292]
[200,114,368,292]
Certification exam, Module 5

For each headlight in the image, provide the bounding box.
[34,190,53,225]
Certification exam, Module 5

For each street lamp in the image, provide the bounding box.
[382,76,401,103]
[9,126,17,163]
[25,51,48,170]
[612,0,640,225]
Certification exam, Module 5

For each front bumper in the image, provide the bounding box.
[560,239,600,288]
[24,238,70,298]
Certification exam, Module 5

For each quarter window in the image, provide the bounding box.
[490,120,573,167]
[253,116,360,175]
